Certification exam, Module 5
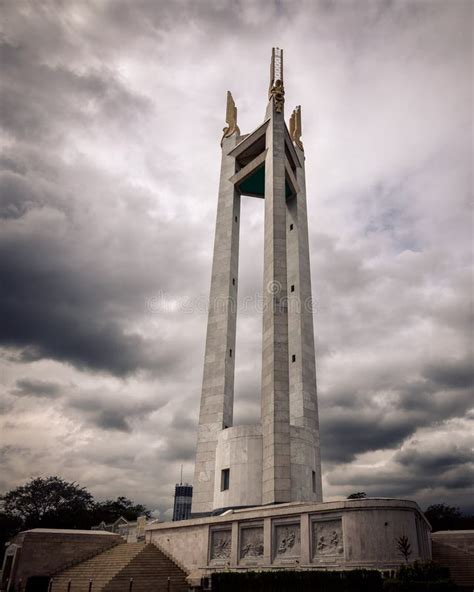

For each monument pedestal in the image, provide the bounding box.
[146,498,431,587]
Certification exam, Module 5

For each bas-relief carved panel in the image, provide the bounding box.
[209,529,232,562]
[240,526,264,560]
[312,519,344,560]
[274,523,301,559]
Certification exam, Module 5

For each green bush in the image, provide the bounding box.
[397,561,451,582]
[210,569,383,592]
[210,564,459,592]
[383,580,457,592]
[382,561,458,592]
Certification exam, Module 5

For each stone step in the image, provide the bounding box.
[432,540,474,589]
[53,543,188,592]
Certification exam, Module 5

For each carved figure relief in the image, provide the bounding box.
[240,526,264,559]
[221,91,240,145]
[312,519,344,559]
[289,105,303,150]
[210,529,231,561]
[274,523,300,558]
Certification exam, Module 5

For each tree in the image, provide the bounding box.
[396,535,412,563]
[1,476,95,530]
[347,492,367,499]
[0,476,151,563]
[92,496,151,524]
[424,503,462,531]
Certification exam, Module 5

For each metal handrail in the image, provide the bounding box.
[45,544,182,592]
[47,574,177,592]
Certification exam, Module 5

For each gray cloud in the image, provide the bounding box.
[394,444,474,474]
[326,431,474,512]
[0,40,152,143]
[423,358,474,390]
[321,410,414,464]
[11,378,62,398]
[93,410,131,432]
[320,356,474,465]
[0,155,205,376]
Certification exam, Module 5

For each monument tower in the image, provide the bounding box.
[192,48,322,514]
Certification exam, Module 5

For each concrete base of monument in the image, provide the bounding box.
[145,498,432,587]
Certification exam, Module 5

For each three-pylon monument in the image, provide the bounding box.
[192,47,322,514]
[147,49,431,580]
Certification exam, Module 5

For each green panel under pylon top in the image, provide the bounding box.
[238,165,293,200]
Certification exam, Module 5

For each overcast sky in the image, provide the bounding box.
[0,0,472,519]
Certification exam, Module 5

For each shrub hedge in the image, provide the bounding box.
[383,562,458,592]
[383,581,458,592]
[210,569,383,592]
[210,564,459,592]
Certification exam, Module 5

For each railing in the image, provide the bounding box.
[46,576,176,592]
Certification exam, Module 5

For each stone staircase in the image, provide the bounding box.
[432,539,474,590]
[52,542,189,592]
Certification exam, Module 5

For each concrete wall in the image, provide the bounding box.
[2,529,121,590]
[192,131,240,514]
[147,523,209,573]
[343,508,422,566]
[290,425,319,502]
[213,425,263,509]
[260,97,292,506]
[147,499,431,580]
[212,424,320,509]
[286,140,322,503]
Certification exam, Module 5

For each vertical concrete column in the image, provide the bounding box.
[261,100,292,505]
[286,144,322,501]
[300,512,311,564]
[231,521,239,566]
[263,517,272,564]
[192,134,240,514]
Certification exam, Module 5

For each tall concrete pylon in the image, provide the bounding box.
[192,49,322,515]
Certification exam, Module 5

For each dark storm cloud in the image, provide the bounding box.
[0,172,37,219]
[332,464,474,500]
[160,437,196,462]
[320,360,474,464]
[0,147,205,377]
[320,410,414,463]
[4,378,166,434]
[64,383,166,432]
[12,378,61,398]
[0,3,206,378]
[0,40,152,143]
[423,358,474,390]
[394,444,473,473]
[0,233,155,375]
[169,413,197,432]
[93,410,131,432]
[327,438,474,509]
[0,34,160,376]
